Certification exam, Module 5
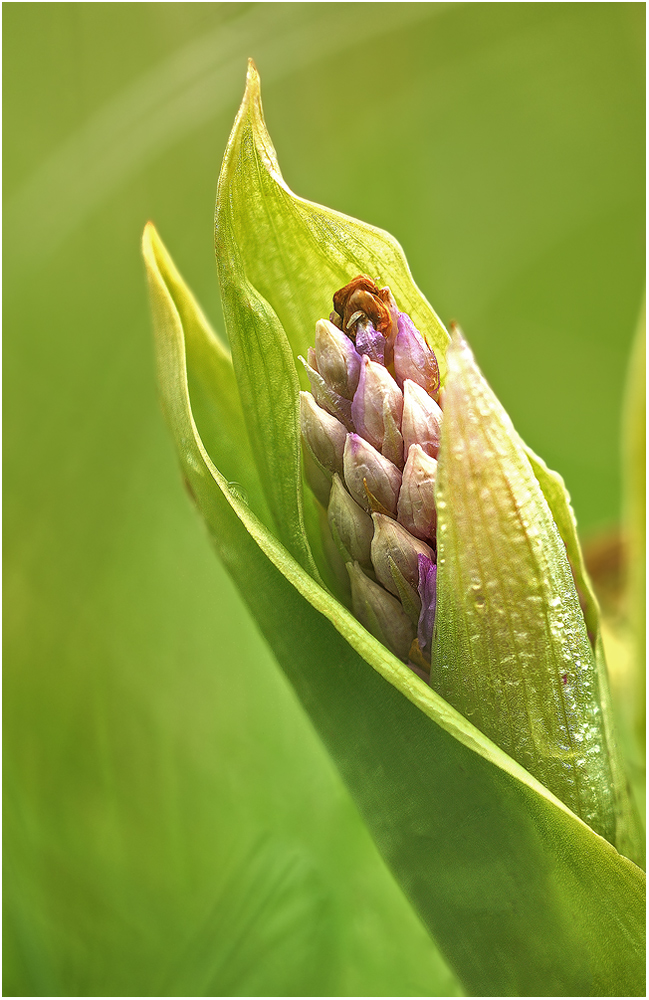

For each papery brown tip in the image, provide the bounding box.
[333,275,393,342]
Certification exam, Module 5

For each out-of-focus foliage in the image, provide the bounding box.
[4,4,644,996]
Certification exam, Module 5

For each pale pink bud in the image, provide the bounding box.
[347,561,415,661]
[397,444,438,540]
[402,379,443,459]
[393,313,440,397]
[314,319,362,400]
[371,513,435,602]
[299,355,353,430]
[351,356,404,466]
[381,397,405,469]
[343,434,402,516]
[328,474,374,569]
[300,391,347,476]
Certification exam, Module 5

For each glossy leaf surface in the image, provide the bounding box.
[434,331,642,863]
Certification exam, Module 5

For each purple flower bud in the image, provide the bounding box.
[347,561,415,661]
[300,391,347,477]
[397,444,438,540]
[314,319,361,400]
[393,313,440,397]
[343,434,402,516]
[402,379,443,459]
[328,473,374,569]
[351,356,404,466]
[355,322,386,365]
[417,555,437,662]
[370,513,434,608]
[299,355,354,430]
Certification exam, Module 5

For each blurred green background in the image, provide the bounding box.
[4,4,644,996]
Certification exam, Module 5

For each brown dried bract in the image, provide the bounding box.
[332,275,397,344]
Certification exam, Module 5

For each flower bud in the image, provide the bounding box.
[314,319,361,399]
[302,443,333,507]
[393,312,440,397]
[371,513,434,609]
[327,474,374,569]
[355,322,386,365]
[397,444,438,540]
[377,285,400,365]
[352,356,404,466]
[318,501,351,596]
[300,391,347,477]
[347,561,415,661]
[416,554,437,662]
[343,434,402,516]
[299,355,353,430]
[402,379,443,459]
[381,398,405,470]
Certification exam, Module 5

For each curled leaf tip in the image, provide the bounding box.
[141,219,157,254]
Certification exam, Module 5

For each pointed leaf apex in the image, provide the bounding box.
[447,323,472,370]
[225,59,281,186]
[243,57,263,118]
[142,219,158,257]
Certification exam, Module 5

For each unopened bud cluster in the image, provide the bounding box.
[300,276,442,679]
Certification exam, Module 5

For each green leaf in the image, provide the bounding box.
[144,222,270,527]
[434,330,643,865]
[143,220,645,997]
[523,443,644,863]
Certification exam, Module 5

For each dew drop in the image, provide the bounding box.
[228,481,249,505]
